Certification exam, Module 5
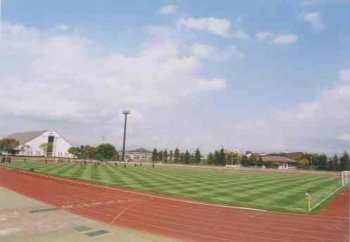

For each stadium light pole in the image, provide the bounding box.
[121,110,130,162]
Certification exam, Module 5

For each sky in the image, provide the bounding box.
[0,0,349,155]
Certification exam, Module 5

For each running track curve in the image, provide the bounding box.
[0,167,348,242]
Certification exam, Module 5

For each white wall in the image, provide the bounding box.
[17,131,73,158]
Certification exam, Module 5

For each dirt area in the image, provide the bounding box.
[0,187,178,242]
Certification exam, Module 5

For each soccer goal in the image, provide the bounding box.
[341,171,350,186]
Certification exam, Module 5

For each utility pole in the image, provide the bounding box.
[122,110,130,162]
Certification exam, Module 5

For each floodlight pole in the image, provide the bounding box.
[121,110,130,162]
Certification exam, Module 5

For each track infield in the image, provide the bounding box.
[0,166,348,242]
[0,161,343,213]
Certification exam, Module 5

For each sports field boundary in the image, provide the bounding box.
[1,166,267,213]
[310,185,345,212]
[1,166,348,242]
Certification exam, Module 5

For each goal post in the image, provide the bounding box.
[341,171,349,186]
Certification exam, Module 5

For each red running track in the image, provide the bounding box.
[0,167,348,242]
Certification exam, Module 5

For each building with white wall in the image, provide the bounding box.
[7,130,73,158]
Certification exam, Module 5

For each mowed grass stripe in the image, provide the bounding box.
[0,161,340,213]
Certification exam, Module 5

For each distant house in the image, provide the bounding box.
[125,148,152,161]
[262,156,297,169]
[5,130,73,158]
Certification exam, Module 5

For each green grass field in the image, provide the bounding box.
[1,161,342,214]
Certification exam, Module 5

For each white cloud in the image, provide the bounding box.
[215,45,245,61]
[197,79,227,91]
[228,81,350,154]
[191,43,215,58]
[273,34,299,45]
[256,31,298,45]
[231,30,250,39]
[158,4,177,15]
[337,134,350,142]
[256,31,274,41]
[56,24,70,31]
[300,12,325,31]
[177,17,231,37]
[301,0,318,6]
[339,69,350,82]
[0,22,226,125]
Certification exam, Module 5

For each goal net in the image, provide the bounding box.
[341,171,350,186]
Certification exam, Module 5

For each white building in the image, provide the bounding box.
[7,130,73,158]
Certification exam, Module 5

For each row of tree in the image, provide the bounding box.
[68,144,119,160]
[151,148,201,164]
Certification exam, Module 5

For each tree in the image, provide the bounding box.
[179,152,185,163]
[219,148,226,166]
[83,146,97,159]
[152,148,158,162]
[169,150,173,162]
[339,151,350,171]
[174,148,180,162]
[194,148,201,164]
[257,157,264,167]
[184,150,190,164]
[227,153,233,165]
[241,156,249,167]
[113,151,120,161]
[68,147,82,158]
[207,152,214,165]
[0,138,20,154]
[39,143,48,155]
[317,154,328,171]
[332,155,339,171]
[214,151,220,166]
[157,150,163,162]
[95,143,116,160]
[298,158,310,170]
[163,149,168,163]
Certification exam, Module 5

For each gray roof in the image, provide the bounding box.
[7,130,48,145]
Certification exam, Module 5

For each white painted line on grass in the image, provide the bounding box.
[311,186,344,211]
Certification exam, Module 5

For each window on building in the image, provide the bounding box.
[36,151,41,156]
[58,152,62,157]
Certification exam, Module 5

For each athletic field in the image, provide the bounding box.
[1,161,342,213]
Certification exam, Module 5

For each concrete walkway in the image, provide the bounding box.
[0,187,179,242]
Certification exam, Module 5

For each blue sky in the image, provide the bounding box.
[1,0,350,154]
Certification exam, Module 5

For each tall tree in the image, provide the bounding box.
[184,150,190,164]
[96,143,116,160]
[180,152,185,163]
[163,149,168,163]
[194,148,201,164]
[339,152,350,171]
[169,150,173,162]
[257,157,264,167]
[152,148,158,162]
[207,152,214,165]
[219,148,226,166]
[174,148,180,162]
[214,150,220,166]
[317,154,328,171]
[241,156,249,167]
[332,155,339,171]
[227,153,233,165]
[157,150,163,162]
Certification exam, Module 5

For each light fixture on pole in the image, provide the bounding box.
[122,110,130,162]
